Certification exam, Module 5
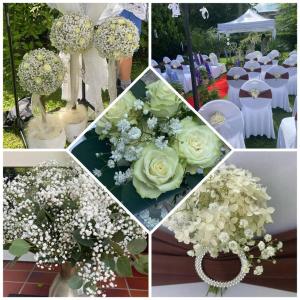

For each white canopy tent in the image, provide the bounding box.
[217,9,276,39]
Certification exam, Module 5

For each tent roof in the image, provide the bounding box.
[217,9,276,36]
[254,3,279,13]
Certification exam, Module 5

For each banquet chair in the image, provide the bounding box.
[264,65,291,112]
[283,58,297,96]
[289,50,297,57]
[244,60,261,80]
[292,96,297,117]
[267,50,280,65]
[227,67,249,108]
[239,79,275,139]
[277,117,297,148]
[245,51,262,62]
[258,56,273,76]
[199,99,246,148]
[176,55,185,64]
[163,56,171,64]
[151,59,158,67]
[209,53,227,74]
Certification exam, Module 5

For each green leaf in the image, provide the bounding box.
[8,239,31,257]
[108,239,125,256]
[102,253,116,271]
[133,255,148,275]
[116,256,132,277]
[127,239,147,255]
[112,230,125,243]
[73,229,95,248]
[67,275,83,290]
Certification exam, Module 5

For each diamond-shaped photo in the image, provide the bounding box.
[152,151,296,297]
[70,69,230,230]
[3,151,148,297]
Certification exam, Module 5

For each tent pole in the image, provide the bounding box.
[183,4,199,111]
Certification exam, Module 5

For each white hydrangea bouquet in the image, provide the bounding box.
[166,165,283,295]
[18,48,66,145]
[94,16,140,101]
[4,162,148,297]
[94,79,223,200]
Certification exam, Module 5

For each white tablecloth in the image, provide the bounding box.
[277,117,297,148]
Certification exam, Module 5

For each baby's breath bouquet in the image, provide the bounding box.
[94,16,140,101]
[166,164,283,295]
[94,79,223,200]
[4,162,148,297]
[50,13,94,54]
[18,48,65,122]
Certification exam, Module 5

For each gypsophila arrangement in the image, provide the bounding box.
[95,79,223,199]
[18,48,65,95]
[94,16,140,60]
[50,13,94,54]
[165,164,283,293]
[4,162,147,297]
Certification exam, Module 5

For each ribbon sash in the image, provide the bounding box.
[239,88,272,99]
[283,63,297,68]
[265,72,289,79]
[244,67,261,73]
[227,74,249,81]
[259,61,273,65]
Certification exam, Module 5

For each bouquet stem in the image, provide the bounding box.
[31,94,47,123]
[206,285,227,296]
[107,59,117,102]
[70,53,81,109]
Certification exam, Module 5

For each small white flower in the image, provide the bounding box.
[187,250,195,256]
[277,241,283,250]
[218,232,229,243]
[128,127,141,140]
[134,99,144,110]
[147,116,158,129]
[253,265,263,275]
[155,136,168,149]
[228,240,238,251]
[264,234,272,242]
[93,169,102,177]
[244,228,254,239]
[117,119,131,133]
[258,241,265,251]
[107,160,115,169]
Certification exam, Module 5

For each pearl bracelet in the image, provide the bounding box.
[195,247,248,288]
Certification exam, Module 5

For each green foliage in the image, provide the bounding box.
[8,239,31,257]
[152,4,184,60]
[116,256,133,277]
[127,238,147,255]
[68,275,84,290]
[275,3,297,51]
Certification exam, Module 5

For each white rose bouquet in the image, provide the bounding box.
[166,164,283,294]
[94,79,224,200]
[4,162,148,297]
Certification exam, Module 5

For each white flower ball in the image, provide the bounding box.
[50,13,94,54]
[94,17,140,60]
[18,48,65,95]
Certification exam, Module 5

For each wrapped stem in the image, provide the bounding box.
[107,59,117,103]
[31,93,47,123]
[70,53,81,109]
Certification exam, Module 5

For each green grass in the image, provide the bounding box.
[3,59,148,149]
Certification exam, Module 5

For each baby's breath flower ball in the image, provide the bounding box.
[50,13,94,54]
[18,48,65,95]
[94,16,140,60]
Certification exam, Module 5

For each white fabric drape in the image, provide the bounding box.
[277,117,297,148]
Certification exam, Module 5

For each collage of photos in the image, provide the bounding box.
[2,1,298,299]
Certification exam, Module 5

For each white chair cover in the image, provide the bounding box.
[239,79,275,139]
[258,56,273,76]
[264,65,291,112]
[292,96,297,117]
[151,59,158,67]
[170,60,181,68]
[163,56,171,64]
[289,50,297,57]
[267,50,280,65]
[209,52,227,74]
[245,51,262,61]
[176,55,185,64]
[283,58,297,96]
[244,60,261,80]
[289,54,297,64]
[199,100,246,148]
[277,117,297,148]
[227,67,249,108]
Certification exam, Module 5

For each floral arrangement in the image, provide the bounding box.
[166,164,282,294]
[50,13,94,54]
[95,80,223,199]
[18,48,65,95]
[210,112,225,126]
[94,16,140,60]
[4,162,148,296]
